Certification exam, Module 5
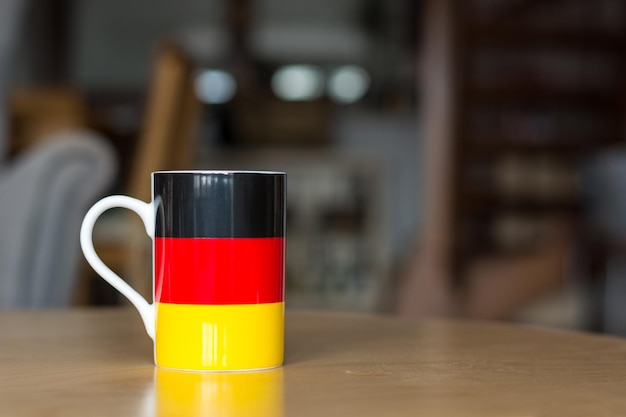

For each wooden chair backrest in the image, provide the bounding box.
[127,43,201,202]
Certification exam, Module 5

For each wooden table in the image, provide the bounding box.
[2,309,626,416]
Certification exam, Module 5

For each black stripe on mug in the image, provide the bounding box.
[153,171,285,238]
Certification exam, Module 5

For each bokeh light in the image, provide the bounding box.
[327,65,370,104]
[271,65,325,101]
[194,69,237,104]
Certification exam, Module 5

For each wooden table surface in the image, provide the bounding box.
[2,308,626,416]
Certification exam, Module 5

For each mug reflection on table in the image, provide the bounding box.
[155,367,284,417]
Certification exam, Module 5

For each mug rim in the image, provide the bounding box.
[152,170,286,175]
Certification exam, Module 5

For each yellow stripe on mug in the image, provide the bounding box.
[155,302,284,371]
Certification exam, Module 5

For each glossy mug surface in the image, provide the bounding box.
[80,171,286,371]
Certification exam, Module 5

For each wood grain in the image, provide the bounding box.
[1,309,626,416]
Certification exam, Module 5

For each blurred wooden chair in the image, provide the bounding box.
[8,88,89,156]
[92,43,202,301]
[127,43,201,202]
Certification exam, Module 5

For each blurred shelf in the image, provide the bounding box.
[467,24,625,49]
[460,195,581,213]
[471,0,586,21]
[467,86,619,106]
[465,140,610,155]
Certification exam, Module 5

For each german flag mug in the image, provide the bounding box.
[80,171,286,372]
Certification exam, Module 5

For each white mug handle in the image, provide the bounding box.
[80,195,156,340]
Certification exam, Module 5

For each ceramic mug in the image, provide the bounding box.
[80,170,286,371]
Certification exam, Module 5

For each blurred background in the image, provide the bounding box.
[2,0,626,337]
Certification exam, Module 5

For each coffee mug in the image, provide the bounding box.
[80,170,286,371]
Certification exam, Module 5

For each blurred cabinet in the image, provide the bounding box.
[405,0,626,319]
[456,0,626,260]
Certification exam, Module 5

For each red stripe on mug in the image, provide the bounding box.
[155,237,284,305]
